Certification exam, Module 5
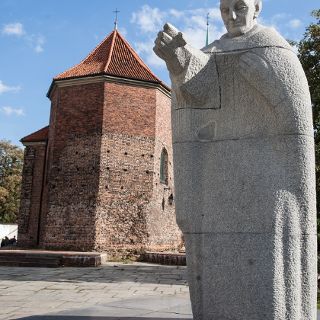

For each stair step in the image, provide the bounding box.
[140,252,186,266]
[0,250,104,267]
[0,261,60,268]
[0,255,60,260]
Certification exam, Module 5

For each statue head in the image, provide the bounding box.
[220,0,262,37]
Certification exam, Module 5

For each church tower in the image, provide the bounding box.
[18,30,181,257]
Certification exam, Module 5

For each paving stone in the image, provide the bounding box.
[0,263,192,319]
[0,264,317,319]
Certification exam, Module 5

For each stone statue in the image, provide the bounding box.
[154,0,317,319]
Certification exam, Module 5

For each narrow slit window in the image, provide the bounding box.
[160,148,168,185]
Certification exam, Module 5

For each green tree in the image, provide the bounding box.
[295,10,320,249]
[0,140,24,223]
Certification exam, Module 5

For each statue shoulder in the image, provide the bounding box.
[201,39,222,53]
[202,24,293,53]
[253,25,293,51]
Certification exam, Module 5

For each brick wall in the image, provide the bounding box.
[102,82,156,137]
[20,78,182,256]
[40,83,105,250]
[18,144,47,247]
[94,82,181,257]
[95,82,157,257]
[146,90,182,252]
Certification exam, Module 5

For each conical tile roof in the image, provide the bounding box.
[55,30,164,85]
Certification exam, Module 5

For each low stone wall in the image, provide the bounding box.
[140,252,186,266]
[0,249,105,267]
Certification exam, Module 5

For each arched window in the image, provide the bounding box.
[160,148,168,185]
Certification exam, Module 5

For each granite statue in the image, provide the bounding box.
[154,0,317,319]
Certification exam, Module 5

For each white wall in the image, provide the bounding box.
[0,224,18,240]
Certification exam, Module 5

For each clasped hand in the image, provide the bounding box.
[153,23,188,75]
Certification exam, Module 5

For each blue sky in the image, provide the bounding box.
[0,0,318,147]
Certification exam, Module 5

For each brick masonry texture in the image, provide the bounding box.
[102,82,156,137]
[18,144,47,247]
[40,82,104,251]
[95,132,155,256]
[18,78,182,257]
[145,90,182,251]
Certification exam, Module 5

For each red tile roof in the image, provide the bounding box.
[21,126,49,143]
[54,30,166,87]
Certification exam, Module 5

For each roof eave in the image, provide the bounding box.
[47,73,171,99]
[20,140,48,146]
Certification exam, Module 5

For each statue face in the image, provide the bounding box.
[220,0,260,37]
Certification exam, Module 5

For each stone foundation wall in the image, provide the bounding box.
[94,132,155,257]
[41,135,101,251]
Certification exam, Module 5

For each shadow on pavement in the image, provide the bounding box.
[14,317,191,320]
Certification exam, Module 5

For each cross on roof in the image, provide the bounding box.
[206,13,210,46]
[113,9,120,30]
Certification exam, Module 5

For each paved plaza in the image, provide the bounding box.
[0,263,192,320]
[0,262,319,320]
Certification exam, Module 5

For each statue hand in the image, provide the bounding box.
[154,23,188,75]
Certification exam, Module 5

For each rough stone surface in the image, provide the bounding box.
[154,1,317,319]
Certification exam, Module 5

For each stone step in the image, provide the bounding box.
[0,255,61,267]
[0,254,59,258]
[0,250,105,267]
[0,260,60,268]
[140,252,186,266]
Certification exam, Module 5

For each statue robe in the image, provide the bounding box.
[171,25,317,319]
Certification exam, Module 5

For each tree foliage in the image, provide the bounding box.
[297,10,320,133]
[0,140,24,223]
[296,9,320,247]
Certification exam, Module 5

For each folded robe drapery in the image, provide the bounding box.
[170,24,317,319]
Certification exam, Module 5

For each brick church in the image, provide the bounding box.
[18,28,181,257]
